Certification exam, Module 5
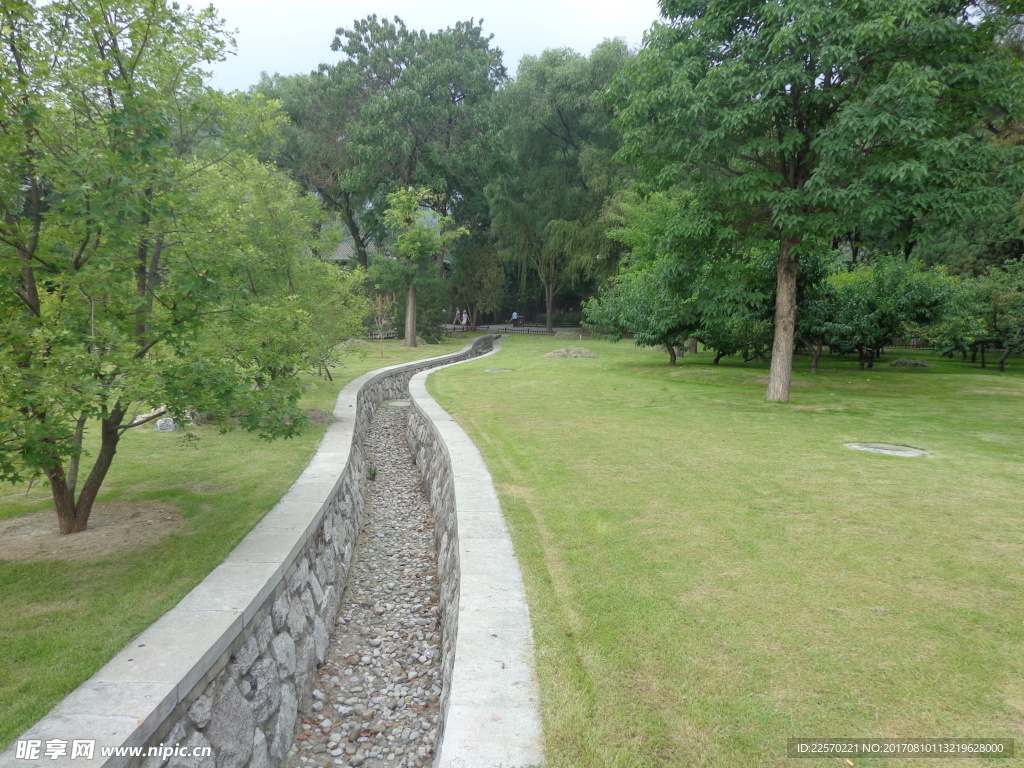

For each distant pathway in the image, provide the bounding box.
[285,402,442,768]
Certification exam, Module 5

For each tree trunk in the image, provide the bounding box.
[666,342,677,366]
[810,338,823,374]
[998,347,1011,372]
[46,468,85,534]
[713,351,725,365]
[544,283,555,334]
[404,283,417,348]
[980,345,986,368]
[686,337,698,354]
[45,408,125,534]
[765,239,799,402]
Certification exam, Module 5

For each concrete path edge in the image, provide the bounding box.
[407,343,545,768]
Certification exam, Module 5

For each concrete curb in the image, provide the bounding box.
[407,344,545,768]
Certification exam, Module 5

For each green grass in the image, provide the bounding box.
[0,337,468,749]
[427,337,1024,768]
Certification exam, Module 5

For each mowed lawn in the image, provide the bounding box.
[0,338,468,749]
[427,336,1024,767]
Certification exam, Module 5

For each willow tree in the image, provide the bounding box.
[488,41,630,332]
[613,0,1024,401]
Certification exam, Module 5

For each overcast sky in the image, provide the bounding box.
[199,0,663,92]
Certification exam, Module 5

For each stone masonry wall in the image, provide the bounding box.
[405,402,459,762]
[0,336,494,768]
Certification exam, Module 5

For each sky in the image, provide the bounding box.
[199,0,663,92]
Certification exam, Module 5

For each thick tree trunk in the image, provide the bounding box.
[686,337,698,354]
[404,283,418,347]
[45,408,125,534]
[46,468,85,534]
[765,239,799,402]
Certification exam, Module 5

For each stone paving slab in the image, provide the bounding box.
[436,704,544,768]
[174,560,284,625]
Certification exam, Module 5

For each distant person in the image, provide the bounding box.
[452,307,461,327]
[511,310,519,327]
[461,309,469,330]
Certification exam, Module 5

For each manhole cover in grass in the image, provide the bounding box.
[485,368,514,372]
[845,443,929,457]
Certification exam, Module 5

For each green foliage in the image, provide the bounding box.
[0,0,362,532]
[824,256,967,365]
[611,0,1024,399]
[447,233,505,323]
[585,256,696,361]
[973,260,1024,365]
[488,41,632,331]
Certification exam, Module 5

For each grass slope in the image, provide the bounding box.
[0,338,467,749]
[427,336,1024,768]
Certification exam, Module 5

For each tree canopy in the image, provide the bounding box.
[0,0,367,533]
[612,0,1024,400]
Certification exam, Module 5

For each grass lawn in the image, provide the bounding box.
[0,337,469,749]
[427,336,1024,767]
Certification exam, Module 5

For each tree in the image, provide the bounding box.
[382,188,466,347]
[258,16,506,272]
[0,0,357,534]
[613,0,1024,401]
[824,257,964,368]
[489,41,631,332]
[584,256,698,364]
[974,260,1024,369]
[196,158,370,382]
[255,70,380,267]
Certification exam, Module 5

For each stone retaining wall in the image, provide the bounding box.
[0,337,495,768]
[407,355,545,768]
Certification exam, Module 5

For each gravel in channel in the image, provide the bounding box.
[285,403,442,768]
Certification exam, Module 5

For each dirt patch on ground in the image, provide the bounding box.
[0,502,183,562]
[304,408,336,425]
[542,346,597,359]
